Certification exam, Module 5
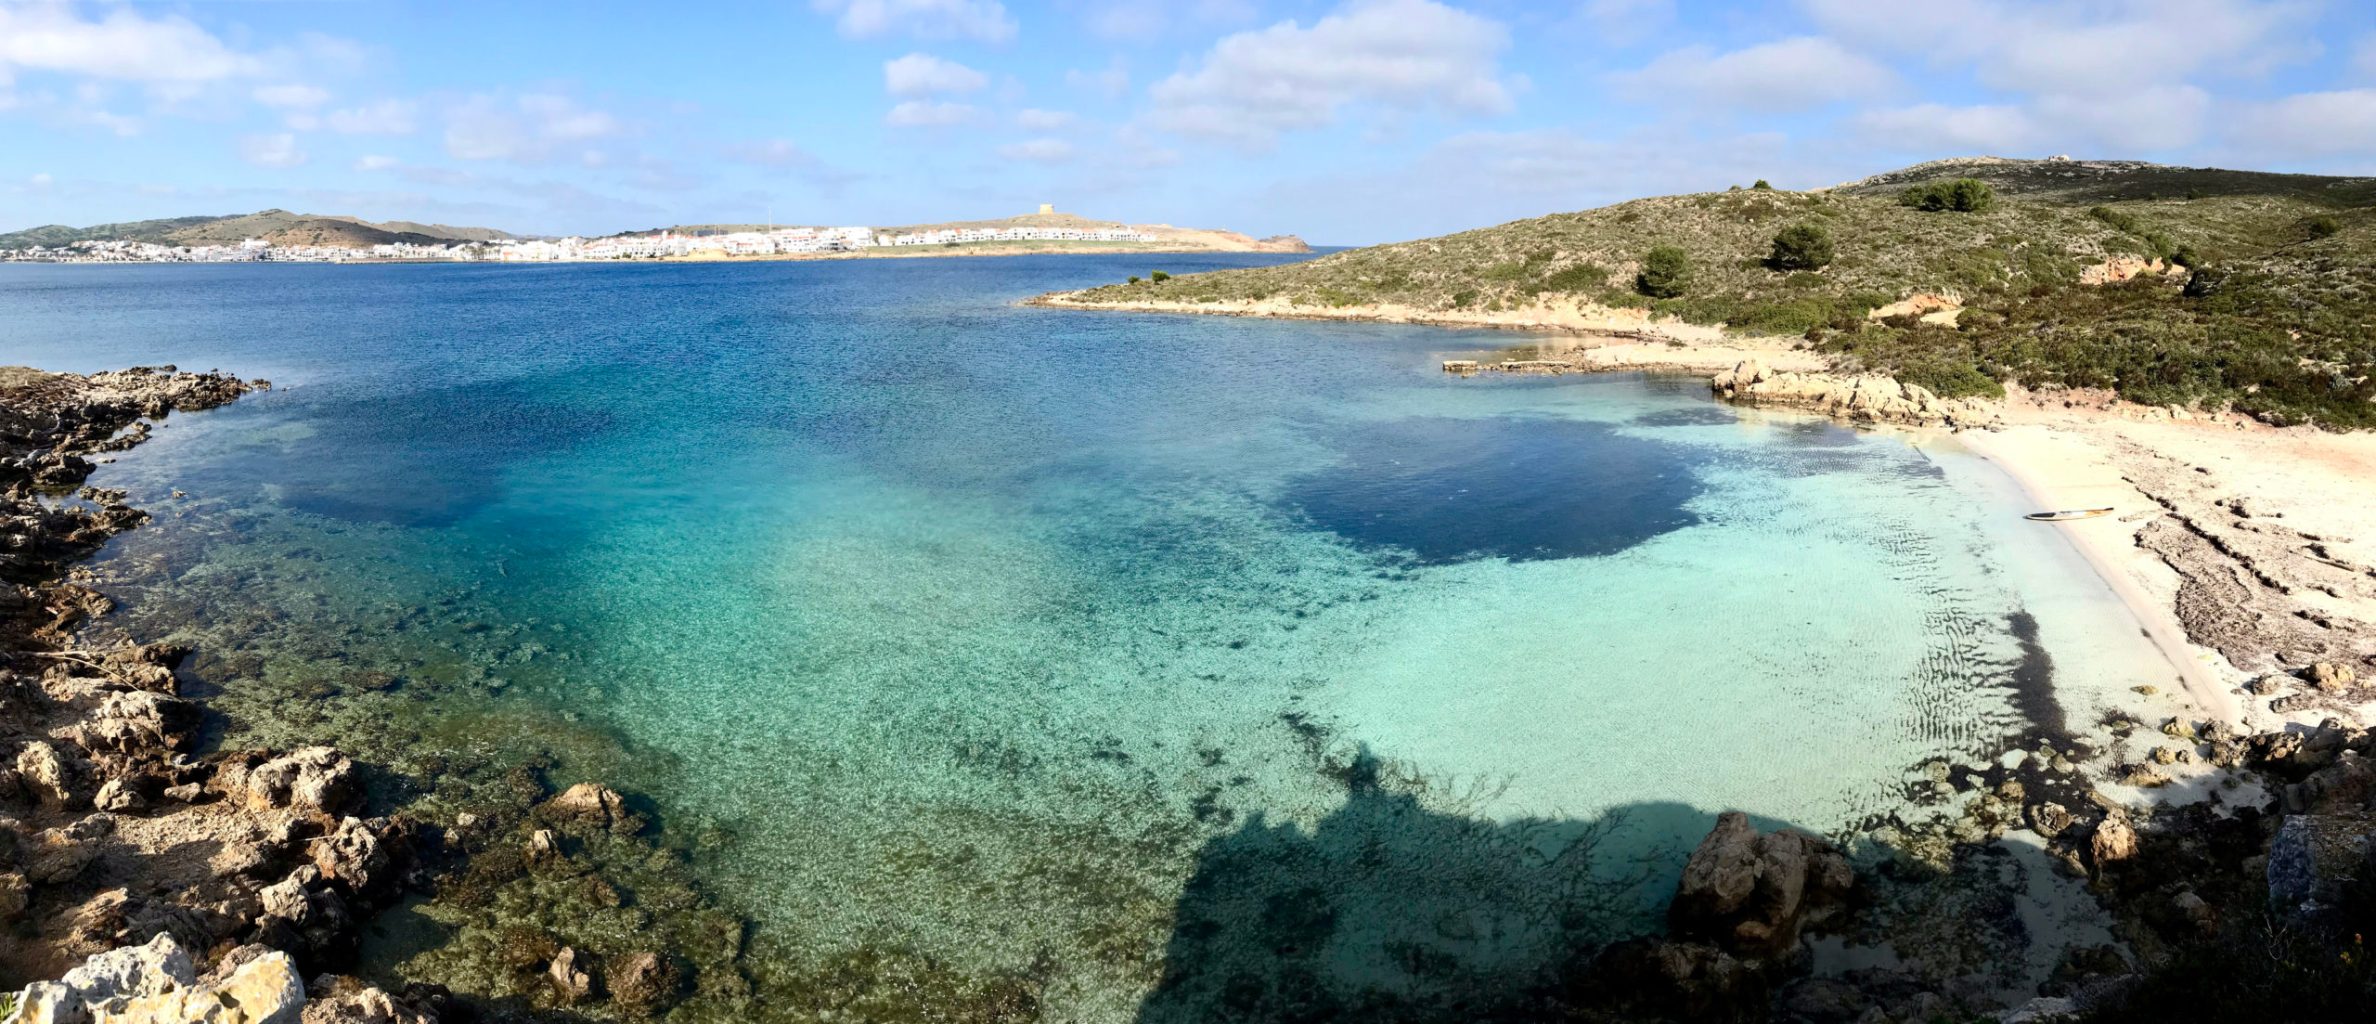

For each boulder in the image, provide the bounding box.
[541,782,641,834]
[70,689,198,755]
[548,946,599,1004]
[1667,811,1855,958]
[609,950,684,1012]
[2090,813,2138,867]
[2028,802,2073,838]
[2306,661,2358,693]
[15,740,81,809]
[215,747,356,816]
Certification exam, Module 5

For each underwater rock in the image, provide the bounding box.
[1667,811,1855,958]
[609,950,684,1012]
[541,781,641,835]
[547,946,598,1004]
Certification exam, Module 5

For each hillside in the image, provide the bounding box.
[1055,158,2376,428]
[0,210,515,250]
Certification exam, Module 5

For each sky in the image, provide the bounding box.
[2,0,2374,245]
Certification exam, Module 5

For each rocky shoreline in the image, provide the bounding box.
[6,363,2374,1023]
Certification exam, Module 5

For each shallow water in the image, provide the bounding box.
[2,257,2189,1018]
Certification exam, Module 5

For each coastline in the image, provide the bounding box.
[1036,291,2376,731]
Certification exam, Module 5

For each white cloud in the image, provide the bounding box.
[0,4,263,83]
[446,93,620,162]
[239,133,306,168]
[1065,58,1129,100]
[326,99,418,135]
[2031,85,2209,151]
[27,172,54,189]
[1576,0,1675,45]
[1148,0,1514,149]
[2230,89,2376,158]
[1016,108,1078,130]
[1614,36,1895,112]
[1854,103,2040,153]
[354,154,400,171]
[1081,0,1260,41]
[1803,0,2316,95]
[811,0,1017,43]
[884,53,987,97]
[997,137,1075,162]
[886,100,977,126]
[253,83,329,108]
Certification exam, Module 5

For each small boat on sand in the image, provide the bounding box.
[2025,507,2115,522]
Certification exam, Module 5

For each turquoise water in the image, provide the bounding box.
[2,258,2186,1018]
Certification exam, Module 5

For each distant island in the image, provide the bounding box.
[0,204,1308,264]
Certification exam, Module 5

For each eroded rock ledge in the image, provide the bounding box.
[0,367,450,1020]
[1711,359,2002,430]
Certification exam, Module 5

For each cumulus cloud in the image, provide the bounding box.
[2230,89,2376,158]
[1148,0,1514,149]
[446,93,620,162]
[239,132,306,168]
[0,3,263,83]
[1803,0,2315,95]
[252,83,329,108]
[997,137,1074,162]
[811,0,1016,43]
[1016,108,1078,130]
[884,53,987,97]
[1614,37,1895,112]
[1854,103,2041,153]
[1065,58,1128,100]
[886,99,976,126]
[325,99,418,135]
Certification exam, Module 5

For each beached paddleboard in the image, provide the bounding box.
[2025,507,2115,522]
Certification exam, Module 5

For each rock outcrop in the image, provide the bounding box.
[5,933,303,1024]
[1710,359,2001,429]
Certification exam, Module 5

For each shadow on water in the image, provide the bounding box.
[1134,748,1803,1024]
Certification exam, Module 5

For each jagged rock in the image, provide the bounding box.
[2281,750,2376,814]
[2306,661,2358,693]
[526,828,563,866]
[1585,937,1769,1022]
[548,946,599,1004]
[15,740,80,809]
[94,777,145,812]
[8,932,196,1022]
[609,950,684,1012]
[1711,360,2000,429]
[311,817,401,898]
[2029,802,2074,838]
[1668,811,1855,957]
[71,689,198,755]
[300,975,449,1024]
[2090,813,2138,866]
[541,781,641,834]
[2119,764,2172,788]
[215,747,356,816]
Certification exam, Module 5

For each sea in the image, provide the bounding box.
[1,255,2190,1020]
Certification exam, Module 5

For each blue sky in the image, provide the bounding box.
[2,0,2374,244]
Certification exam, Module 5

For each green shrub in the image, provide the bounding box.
[1127,275,1141,284]
[1150,270,1170,282]
[1768,222,1835,271]
[2303,215,2342,240]
[1899,178,1997,212]
[1752,179,1774,190]
[1541,262,1608,293]
[1636,246,1693,298]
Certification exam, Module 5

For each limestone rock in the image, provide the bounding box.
[215,747,356,816]
[2306,661,2358,693]
[2028,802,2073,838]
[1710,361,2001,430]
[0,934,302,1024]
[609,950,684,1012]
[2267,812,2376,931]
[15,740,80,809]
[548,946,598,1004]
[541,781,641,834]
[2090,813,2138,866]
[1667,811,1855,958]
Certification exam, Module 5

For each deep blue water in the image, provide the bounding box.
[0,256,2181,1019]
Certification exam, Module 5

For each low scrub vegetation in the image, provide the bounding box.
[1072,158,2376,428]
